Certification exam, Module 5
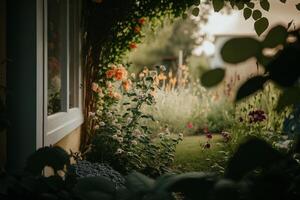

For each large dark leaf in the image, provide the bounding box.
[243,8,252,20]
[125,172,155,194]
[296,3,300,11]
[225,137,283,181]
[212,179,239,200]
[252,10,262,20]
[255,17,269,36]
[260,0,270,11]
[201,68,225,87]
[263,25,287,48]
[235,76,267,101]
[74,177,115,200]
[267,42,300,87]
[221,37,261,64]
[155,172,216,200]
[192,7,199,16]
[212,0,224,12]
[276,87,300,112]
[25,146,70,175]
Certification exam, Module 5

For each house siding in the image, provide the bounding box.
[0,0,6,169]
[55,126,82,154]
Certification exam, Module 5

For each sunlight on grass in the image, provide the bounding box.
[174,135,227,173]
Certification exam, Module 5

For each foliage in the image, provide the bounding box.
[86,66,182,177]
[2,137,300,200]
[124,17,201,73]
[202,25,300,112]
[0,146,79,200]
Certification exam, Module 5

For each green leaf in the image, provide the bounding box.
[212,0,224,12]
[252,10,262,20]
[276,87,300,112]
[193,0,200,6]
[235,76,267,101]
[254,17,269,36]
[243,8,252,20]
[296,3,300,11]
[263,25,287,48]
[246,2,255,8]
[236,2,245,10]
[201,68,225,87]
[221,37,261,64]
[225,137,283,181]
[192,7,200,16]
[260,0,270,11]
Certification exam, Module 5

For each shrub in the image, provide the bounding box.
[86,66,182,177]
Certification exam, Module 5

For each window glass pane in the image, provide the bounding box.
[69,0,79,108]
[47,0,67,115]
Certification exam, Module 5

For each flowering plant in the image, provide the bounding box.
[86,65,182,176]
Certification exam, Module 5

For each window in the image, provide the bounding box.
[44,0,83,146]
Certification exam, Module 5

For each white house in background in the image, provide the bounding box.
[196,0,300,96]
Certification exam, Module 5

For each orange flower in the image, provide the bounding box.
[134,26,141,34]
[129,43,137,49]
[114,66,128,81]
[113,92,122,100]
[91,82,99,92]
[106,69,115,79]
[122,80,132,91]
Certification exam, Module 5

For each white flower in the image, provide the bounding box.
[112,134,118,140]
[131,140,138,145]
[127,117,133,124]
[107,112,113,118]
[116,130,122,136]
[131,73,136,79]
[116,124,122,130]
[115,148,124,154]
[88,112,95,117]
[96,110,102,116]
[117,137,123,143]
[94,125,100,130]
[98,106,104,111]
[158,133,165,138]
[99,121,105,126]
[133,129,141,136]
[179,133,184,139]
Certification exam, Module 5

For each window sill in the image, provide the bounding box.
[45,108,84,146]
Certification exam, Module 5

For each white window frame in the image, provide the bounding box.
[41,0,83,146]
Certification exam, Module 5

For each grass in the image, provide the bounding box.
[173,135,229,173]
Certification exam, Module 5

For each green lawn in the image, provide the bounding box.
[173,135,229,173]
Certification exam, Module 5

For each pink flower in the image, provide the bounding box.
[138,18,146,25]
[187,122,193,129]
[91,82,99,92]
[206,133,212,139]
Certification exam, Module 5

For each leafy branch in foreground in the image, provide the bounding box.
[201,25,300,111]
